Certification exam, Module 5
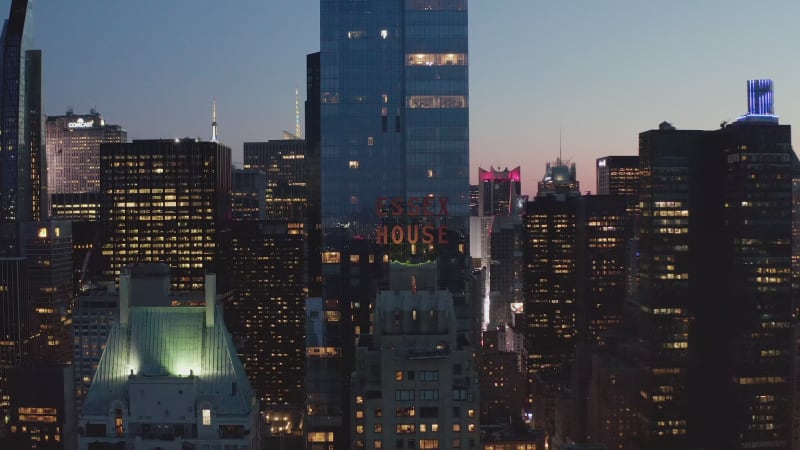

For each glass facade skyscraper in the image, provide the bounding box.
[0,0,46,256]
[320,0,469,240]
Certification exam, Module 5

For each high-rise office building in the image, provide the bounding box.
[46,109,127,195]
[99,139,232,292]
[320,0,469,239]
[522,185,629,442]
[479,166,522,217]
[231,168,267,221]
[477,167,523,325]
[243,139,307,222]
[0,257,31,421]
[523,196,578,378]
[305,52,323,299]
[46,109,126,220]
[305,241,387,450]
[0,0,46,256]
[595,156,639,199]
[488,215,523,323]
[229,221,305,411]
[72,287,118,413]
[0,258,31,366]
[5,365,76,449]
[630,80,796,450]
[315,4,471,449]
[479,323,526,424]
[19,222,73,364]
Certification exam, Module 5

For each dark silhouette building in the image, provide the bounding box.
[229,221,305,411]
[479,166,523,217]
[0,0,45,256]
[630,80,797,450]
[20,222,73,364]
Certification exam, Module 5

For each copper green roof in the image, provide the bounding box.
[83,305,255,416]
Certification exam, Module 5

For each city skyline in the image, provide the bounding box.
[15,0,800,194]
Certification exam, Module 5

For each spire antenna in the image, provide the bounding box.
[211,100,219,143]
[295,86,302,139]
[559,125,562,165]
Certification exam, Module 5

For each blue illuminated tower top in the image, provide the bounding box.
[748,79,774,115]
[737,79,778,124]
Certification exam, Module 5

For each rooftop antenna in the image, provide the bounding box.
[295,86,302,139]
[211,100,219,143]
[558,125,562,165]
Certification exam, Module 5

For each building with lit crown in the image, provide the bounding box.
[629,80,796,450]
[46,109,126,221]
[77,264,260,450]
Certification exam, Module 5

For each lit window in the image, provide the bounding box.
[38,227,47,238]
[350,254,360,263]
[396,370,404,381]
[380,29,388,39]
[368,136,374,146]
[349,160,360,169]
[202,408,211,426]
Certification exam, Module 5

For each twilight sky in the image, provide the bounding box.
[17,0,800,196]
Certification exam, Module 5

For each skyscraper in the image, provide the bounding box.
[0,0,46,256]
[320,0,469,239]
[630,80,796,450]
[243,139,307,222]
[46,109,127,196]
[537,158,579,199]
[229,221,305,411]
[46,109,126,220]
[231,168,267,221]
[0,257,30,426]
[19,221,73,364]
[595,156,639,199]
[99,139,232,292]
[478,166,522,217]
[314,4,471,449]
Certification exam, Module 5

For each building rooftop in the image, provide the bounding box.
[82,272,254,418]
